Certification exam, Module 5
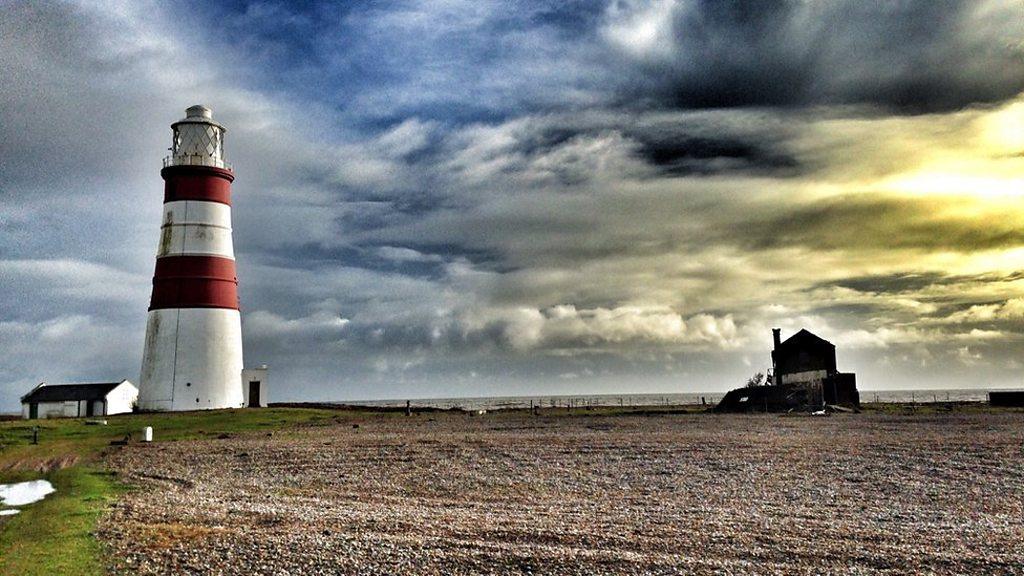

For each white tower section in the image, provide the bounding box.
[138,105,245,411]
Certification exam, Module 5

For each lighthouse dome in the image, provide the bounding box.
[185,105,213,119]
[165,105,228,169]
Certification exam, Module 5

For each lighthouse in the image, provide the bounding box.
[138,105,244,411]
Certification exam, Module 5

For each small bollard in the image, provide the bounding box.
[32,426,39,445]
[143,426,153,442]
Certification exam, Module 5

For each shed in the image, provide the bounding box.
[241,366,269,408]
[21,380,138,420]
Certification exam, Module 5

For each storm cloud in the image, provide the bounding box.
[605,0,1024,113]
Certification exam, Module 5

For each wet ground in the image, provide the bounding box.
[99,410,1024,575]
[0,479,55,515]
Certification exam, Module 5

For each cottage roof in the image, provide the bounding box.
[778,329,834,350]
[772,329,838,376]
[21,381,125,403]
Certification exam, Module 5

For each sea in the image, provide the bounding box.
[1,388,1010,418]
[346,388,1008,411]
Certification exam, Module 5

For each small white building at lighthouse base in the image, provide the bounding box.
[21,380,138,419]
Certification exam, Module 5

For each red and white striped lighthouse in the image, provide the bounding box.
[139,105,244,411]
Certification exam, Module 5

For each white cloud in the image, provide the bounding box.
[372,118,438,158]
[375,246,444,263]
[957,346,983,366]
[0,259,149,305]
[941,299,1024,324]
[454,304,739,353]
[602,0,677,60]
[245,310,350,339]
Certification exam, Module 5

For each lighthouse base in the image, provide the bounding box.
[139,308,245,411]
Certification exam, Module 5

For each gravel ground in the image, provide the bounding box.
[99,410,1024,575]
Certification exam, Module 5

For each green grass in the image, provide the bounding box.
[0,466,119,575]
[0,408,340,464]
[859,401,1024,415]
[0,408,341,575]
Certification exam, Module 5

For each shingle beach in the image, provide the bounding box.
[99,410,1024,575]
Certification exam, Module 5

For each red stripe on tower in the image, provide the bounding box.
[149,255,239,310]
[162,165,235,205]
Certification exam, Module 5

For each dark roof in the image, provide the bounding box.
[780,329,833,348]
[773,329,838,375]
[21,382,125,403]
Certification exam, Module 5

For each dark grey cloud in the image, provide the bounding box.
[156,0,1024,127]
[609,0,1024,113]
[829,271,1024,297]
[633,135,799,176]
[827,273,956,296]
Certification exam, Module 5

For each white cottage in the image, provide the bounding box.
[21,380,138,419]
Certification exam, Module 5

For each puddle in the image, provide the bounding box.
[0,479,55,507]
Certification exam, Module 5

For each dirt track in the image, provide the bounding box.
[99,410,1024,575]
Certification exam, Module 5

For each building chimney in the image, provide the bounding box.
[772,328,781,349]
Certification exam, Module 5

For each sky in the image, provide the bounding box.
[2,0,1024,410]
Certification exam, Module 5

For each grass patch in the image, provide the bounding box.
[0,466,119,575]
[0,408,340,467]
[859,401,1023,415]
[0,408,342,575]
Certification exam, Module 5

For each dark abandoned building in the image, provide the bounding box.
[716,328,859,413]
